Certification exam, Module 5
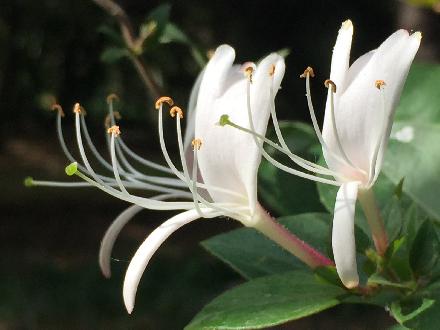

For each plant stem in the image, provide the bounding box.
[91,0,162,100]
[358,188,388,256]
[253,204,334,269]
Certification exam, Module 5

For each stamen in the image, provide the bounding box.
[51,104,65,117]
[375,80,386,90]
[245,72,341,186]
[267,81,343,177]
[325,80,359,169]
[73,102,86,115]
[107,125,121,136]
[107,125,130,195]
[299,66,315,78]
[157,103,245,200]
[155,96,174,110]
[301,68,364,175]
[170,106,184,118]
[221,114,340,177]
[242,62,256,83]
[368,80,388,186]
[324,79,337,93]
[191,138,202,150]
[106,93,119,104]
[269,64,276,76]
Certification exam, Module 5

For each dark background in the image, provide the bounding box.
[0,0,438,329]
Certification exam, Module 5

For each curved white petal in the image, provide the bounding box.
[195,45,285,214]
[323,28,421,183]
[332,181,359,288]
[330,19,353,91]
[99,204,143,278]
[123,208,219,314]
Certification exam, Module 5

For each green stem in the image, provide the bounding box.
[252,204,334,269]
[358,188,388,256]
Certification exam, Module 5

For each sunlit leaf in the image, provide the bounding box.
[186,270,345,330]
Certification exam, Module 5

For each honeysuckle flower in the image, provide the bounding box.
[221,21,420,288]
[31,44,334,313]
[320,20,421,288]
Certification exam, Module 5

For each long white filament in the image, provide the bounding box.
[268,86,340,177]
[110,132,129,195]
[304,74,364,174]
[175,115,249,219]
[245,76,341,186]
[368,86,388,186]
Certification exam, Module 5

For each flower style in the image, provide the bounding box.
[31,44,334,313]
[221,20,420,288]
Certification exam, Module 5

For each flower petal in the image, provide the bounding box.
[99,204,143,278]
[330,19,353,91]
[323,29,421,182]
[332,181,359,288]
[195,45,285,214]
[122,208,219,314]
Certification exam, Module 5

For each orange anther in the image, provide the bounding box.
[324,79,337,93]
[107,125,121,136]
[375,80,386,90]
[300,66,315,78]
[51,104,65,117]
[155,96,174,110]
[170,106,184,118]
[192,138,202,150]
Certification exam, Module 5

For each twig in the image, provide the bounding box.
[92,0,162,100]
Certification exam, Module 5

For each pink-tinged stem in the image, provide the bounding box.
[358,188,388,256]
[253,204,334,269]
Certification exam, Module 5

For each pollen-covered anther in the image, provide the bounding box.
[107,125,121,136]
[51,103,65,117]
[324,79,337,93]
[300,66,315,78]
[73,103,86,115]
[375,80,386,90]
[269,64,276,76]
[106,93,119,104]
[169,106,184,118]
[192,138,202,150]
[73,102,82,114]
[242,62,256,82]
[155,96,174,110]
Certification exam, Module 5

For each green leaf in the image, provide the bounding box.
[159,23,190,44]
[391,298,436,328]
[258,122,325,215]
[383,196,404,243]
[202,213,332,279]
[383,122,440,221]
[367,273,412,289]
[395,63,440,123]
[100,47,130,63]
[409,220,440,275]
[185,270,345,330]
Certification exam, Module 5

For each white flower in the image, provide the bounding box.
[321,20,421,288]
[34,45,333,313]
[221,21,421,289]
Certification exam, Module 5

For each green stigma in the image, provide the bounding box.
[219,114,230,127]
[65,162,78,176]
[24,177,34,187]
